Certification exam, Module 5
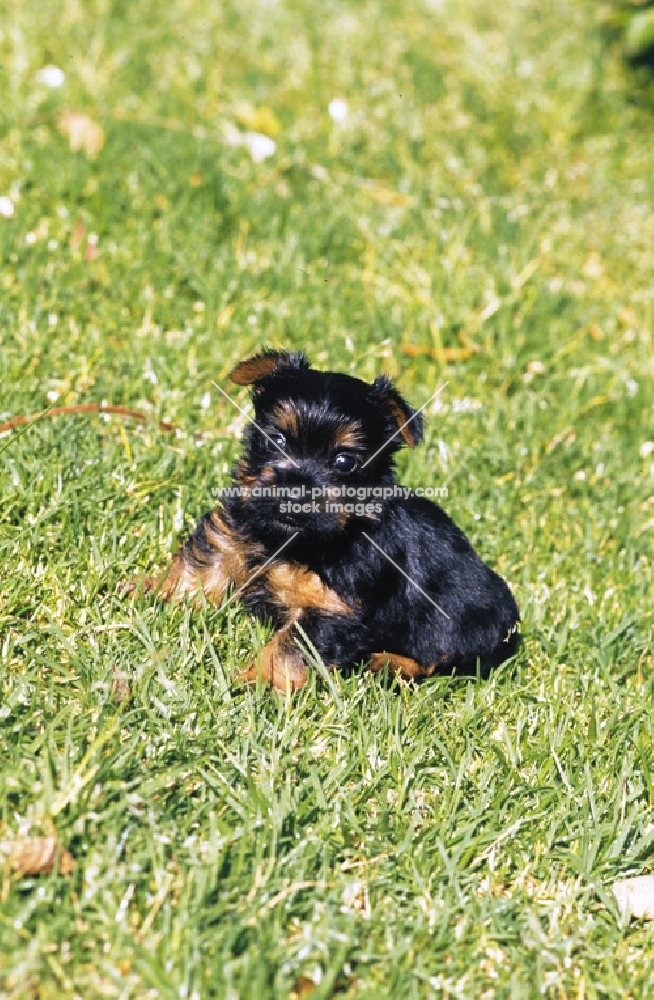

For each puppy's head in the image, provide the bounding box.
[227,350,423,542]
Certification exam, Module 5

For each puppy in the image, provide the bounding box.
[145,350,520,691]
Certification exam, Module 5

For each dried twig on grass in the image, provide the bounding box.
[0,403,177,436]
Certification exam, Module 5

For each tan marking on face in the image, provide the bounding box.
[236,460,251,483]
[238,460,275,487]
[331,422,365,450]
[271,401,300,438]
[266,562,351,616]
[335,508,350,529]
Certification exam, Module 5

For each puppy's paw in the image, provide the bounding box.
[117,568,178,602]
[117,576,147,599]
[117,578,138,598]
[121,546,199,603]
[236,632,308,693]
[368,652,438,681]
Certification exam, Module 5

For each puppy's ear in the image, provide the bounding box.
[230,350,310,386]
[370,375,424,448]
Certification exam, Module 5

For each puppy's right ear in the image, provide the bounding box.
[230,350,310,386]
[370,375,424,449]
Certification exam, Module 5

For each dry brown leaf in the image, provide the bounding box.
[71,219,86,250]
[85,241,99,262]
[111,663,131,703]
[0,837,75,876]
[291,976,317,999]
[58,112,105,158]
[290,971,354,999]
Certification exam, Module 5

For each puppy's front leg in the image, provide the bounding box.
[234,563,359,693]
[141,508,253,604]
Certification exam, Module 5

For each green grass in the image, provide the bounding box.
[1,0,653,996]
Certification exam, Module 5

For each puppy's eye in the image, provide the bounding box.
[332,453,358,474]
[266,431,286,450]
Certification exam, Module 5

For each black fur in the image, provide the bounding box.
[215,351,519,681]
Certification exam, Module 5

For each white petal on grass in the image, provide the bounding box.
[0,196,14,218]
[244,132,276,163]
[201,392,211,410]
[328,99,348,122]
[144,360,158,385]
[35,65,66,88]
[223,123,243,148]
[613,876,654,919]
[223,125,276,162]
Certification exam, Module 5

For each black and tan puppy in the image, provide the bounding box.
[146,350,520,691]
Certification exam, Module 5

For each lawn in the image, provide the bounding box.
[0,0,653,996]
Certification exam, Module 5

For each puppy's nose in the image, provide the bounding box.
[274,461,321,489]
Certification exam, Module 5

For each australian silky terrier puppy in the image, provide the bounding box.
[143,350,520,690]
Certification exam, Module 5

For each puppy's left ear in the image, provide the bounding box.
[370,375,424,448]
[230,350,310,386]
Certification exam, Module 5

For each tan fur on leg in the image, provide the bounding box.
[368,652,438,680]
[265,562,351,616]
[236,630,308,693]
[130,509,258,605]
